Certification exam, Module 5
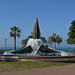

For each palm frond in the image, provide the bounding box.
[9,32,14,37]
[17,34,21,38]
[9,26,21,38]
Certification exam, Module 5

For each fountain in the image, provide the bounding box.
[26,38,43,56]
[2,18,75,62]
[4,18,73,56]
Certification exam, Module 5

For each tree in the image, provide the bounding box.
[67,20,75,44]
[56,35,62,50]
[40,36,47,43]
[48,36,53,48]
[21,35,32,47]
[21,38,29,47]
[9,26,21,50]
[48,33,57,50]
[52,33,57,50]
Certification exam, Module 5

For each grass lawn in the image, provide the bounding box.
[0,61,74,72]
[0,50,11,53]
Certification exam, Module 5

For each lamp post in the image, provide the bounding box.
[5,39,7,49]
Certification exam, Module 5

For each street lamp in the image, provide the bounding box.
[5,39,7,49]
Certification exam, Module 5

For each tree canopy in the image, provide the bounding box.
[67,20,75,44]
[56,35,62,50]
[48,36,53,48]
[48,33,62,50]
[56,35,62,44]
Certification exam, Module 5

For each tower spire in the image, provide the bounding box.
[32,18,41,39]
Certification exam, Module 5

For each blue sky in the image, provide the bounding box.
[0,0,75,48]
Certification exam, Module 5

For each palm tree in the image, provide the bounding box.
[52,33,56,50]
[56,35,62,50]
[10,26,21,50]
[48,36,53,48]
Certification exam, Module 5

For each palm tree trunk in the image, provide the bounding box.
[14,36,16,50]
[54,42,56,50]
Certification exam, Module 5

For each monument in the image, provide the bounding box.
[32,18,41,39]
[10,18,61,56]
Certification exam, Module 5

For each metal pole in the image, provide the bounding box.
[5,39,7,49]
